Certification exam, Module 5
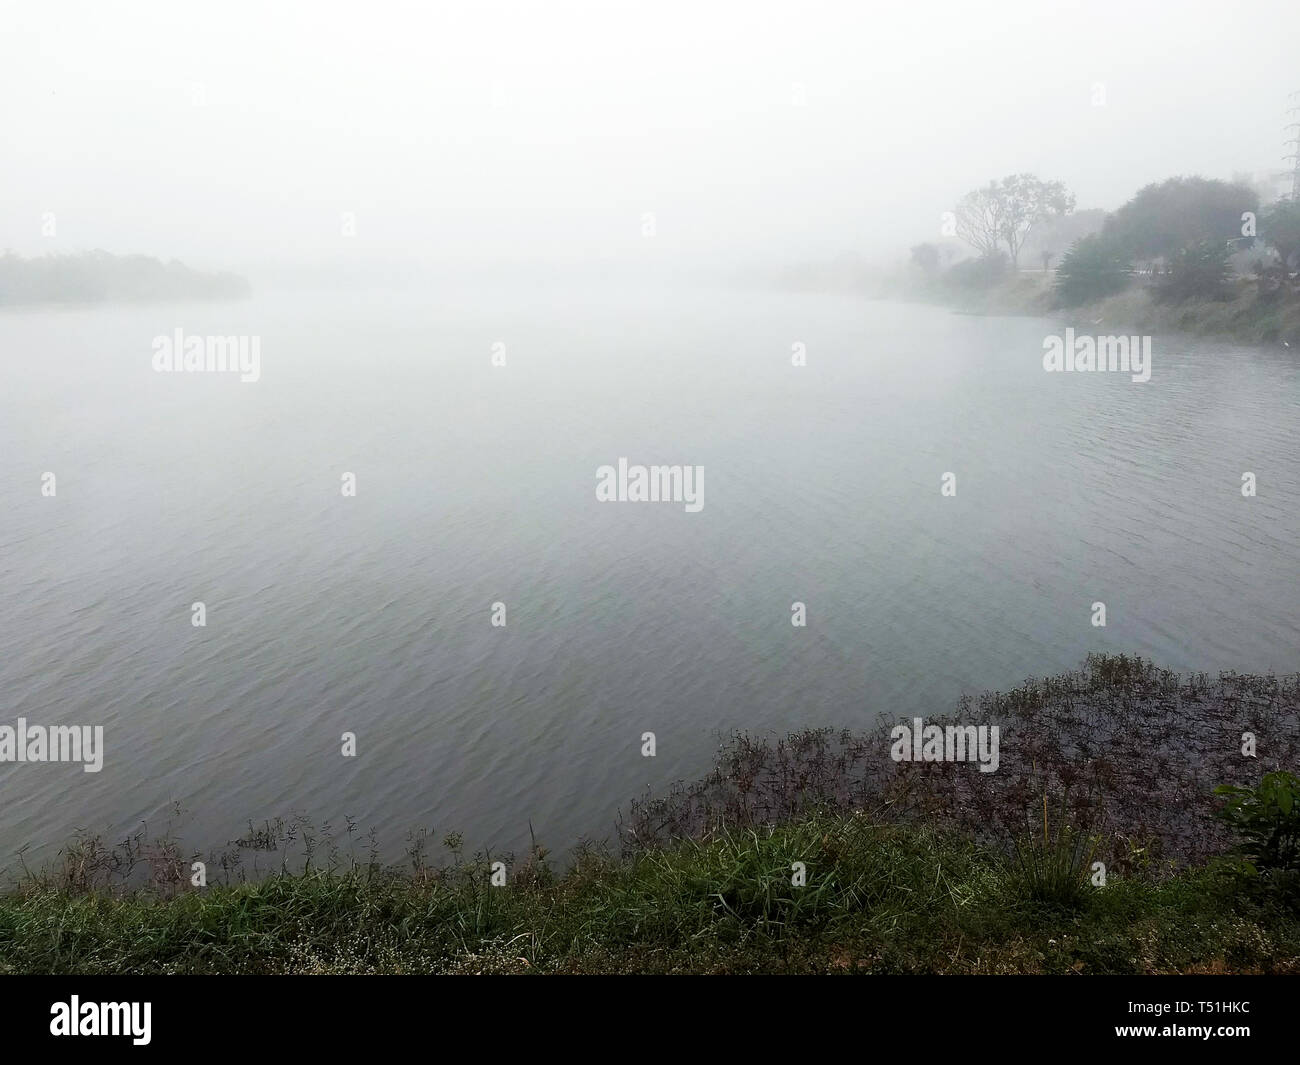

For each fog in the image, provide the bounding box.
[4,4,1300,984]
[3,0,1296,283]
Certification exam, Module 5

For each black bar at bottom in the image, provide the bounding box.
[1,974,1285,1052]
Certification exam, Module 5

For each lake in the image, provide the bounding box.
[1,283,1297,868]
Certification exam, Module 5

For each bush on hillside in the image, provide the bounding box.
[1053,233,1132,306]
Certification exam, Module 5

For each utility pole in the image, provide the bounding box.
[1286,91,1300,200]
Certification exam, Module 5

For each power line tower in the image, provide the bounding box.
[1286,91,1300,200]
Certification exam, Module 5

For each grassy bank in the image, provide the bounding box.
[3,813,1297,974]
[905,273,1300,346]
[3,656,1297,974]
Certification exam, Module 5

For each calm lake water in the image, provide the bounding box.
[2,284,1298,867]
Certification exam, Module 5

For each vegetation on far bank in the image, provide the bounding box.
[895,174,1300,346]
[2,656,1297,974]
[908,269,1300,347]
[0,249,250,306]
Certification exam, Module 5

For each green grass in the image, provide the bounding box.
[3,812,1296,974]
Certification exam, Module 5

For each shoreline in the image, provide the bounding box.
[5,656,1297,975]
[875,274,1300,348]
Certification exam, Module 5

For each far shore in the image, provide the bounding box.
[890,272,1300,348]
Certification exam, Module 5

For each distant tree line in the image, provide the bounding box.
[0,250,250,305]
[911,173,1300,310]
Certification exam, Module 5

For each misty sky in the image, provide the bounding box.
[2,0,1297,278]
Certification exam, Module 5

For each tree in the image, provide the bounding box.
[1103,176,1257,261]
[1154,239,1232,303]
[1053,234,1131,306]
[946,251,1009,290]
[954,174,1075,269]
[1260,198,1300,272]
[910,242,940,274]
[1019,207,1108,267]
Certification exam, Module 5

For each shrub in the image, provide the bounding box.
[1214,771,1300,876]
[945,252,1008,290]
[910,242,940,274]
[1154,239,1232,302]
[1006,781,1103,910]
[1053,234,1131,306]
[1260,198,1300,273]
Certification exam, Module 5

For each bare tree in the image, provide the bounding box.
[954,183,1006,259]
[954,174,1075,268]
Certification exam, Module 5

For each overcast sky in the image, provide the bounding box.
[2,0,1297,278]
